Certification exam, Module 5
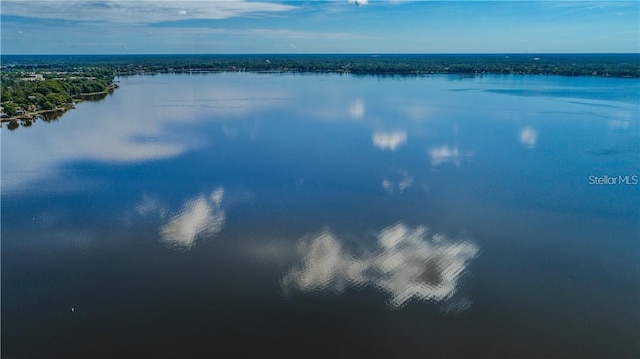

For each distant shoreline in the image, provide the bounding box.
[2,53,639,78]
[2,54,638,130]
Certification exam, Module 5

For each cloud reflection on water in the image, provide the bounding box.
[348,99,366,120]
[607,111,635,133]
[519,126,538,148]
[428,145,473,167]
[136,194,169,217]
[382,171,413,194]
[160,188,225,250]
[372,130,407,151]
[282,223,479,308]
[1,77,289,193]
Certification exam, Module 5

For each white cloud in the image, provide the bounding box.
[372,130,407,151]
[1,0,296,24]
[160,188,225,250]
[282,223,479,308]
[519,126,537,148]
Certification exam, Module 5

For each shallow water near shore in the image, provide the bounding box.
[2,73,639,358]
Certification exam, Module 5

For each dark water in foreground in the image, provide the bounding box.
[2,73,639,358]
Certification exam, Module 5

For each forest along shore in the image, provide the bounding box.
[1,68,118,129]
[3,53,637,77]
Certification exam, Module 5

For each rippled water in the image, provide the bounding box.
[2,73,639,358]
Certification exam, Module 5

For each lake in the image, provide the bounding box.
[2,72,639,358]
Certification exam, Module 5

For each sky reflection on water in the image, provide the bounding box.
[159,188,225,251]
[2,73,639,358]
[372,130,407,151]
[283,223,479,308]
[0,75,291,193]
[518,126,538,148]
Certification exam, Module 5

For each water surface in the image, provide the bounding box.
[2,73,639,358]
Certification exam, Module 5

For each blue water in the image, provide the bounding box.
[2,73,639,358]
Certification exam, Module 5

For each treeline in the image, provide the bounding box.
[1,73,114,115]
[2,53,639,78]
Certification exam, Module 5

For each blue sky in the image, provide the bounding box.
[1,1,638,54]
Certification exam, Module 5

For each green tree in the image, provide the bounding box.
[46,93,69,106]
[2,102,19,116]
[40,101,56,111]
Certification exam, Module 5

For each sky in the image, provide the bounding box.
[1,1,638,54]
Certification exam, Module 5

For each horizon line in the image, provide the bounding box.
[2,52,640,57]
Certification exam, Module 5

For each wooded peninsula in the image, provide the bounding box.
[2,53,638,129]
